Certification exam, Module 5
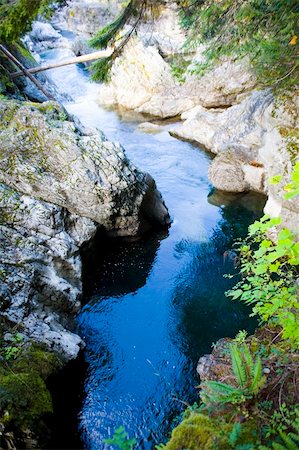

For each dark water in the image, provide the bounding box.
[41,45,265,449]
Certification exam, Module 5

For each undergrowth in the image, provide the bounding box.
[180,0,299,91]
[163,162,299,448]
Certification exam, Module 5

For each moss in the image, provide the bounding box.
[0,341,63,433]
[164,413,223,450]
[164,412,260,449]
[279,127,299,163]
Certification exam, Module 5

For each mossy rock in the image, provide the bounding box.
[164,413,229,450]
[0,342,63,431]
[164,412,261,450]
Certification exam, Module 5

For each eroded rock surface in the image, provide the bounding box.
[0,99,169,236]
[53,0,122,38]
[0,184,95,359]
[0,99,170,359]
[98,39,255,118]
[171,90,299,231]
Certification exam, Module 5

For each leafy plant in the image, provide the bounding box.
[227,163,299,348]
[104,426,136,450]
[234,330,248,345]
[261,413,299,449]
[200,343,265,406]
[1,332,24,360]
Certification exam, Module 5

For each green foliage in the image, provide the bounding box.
[234,330,248,345]
[265,404,299,439]
[180,0,299,90]
[89,1,133,50]
[168,57,191,84]
[164,412,260,449]
[104,426,137,450]
[1,332,23,360]
[88,0,162,81]
[227,162,299,347]
[201,343,265,406]
[0,0,61,42]
[283,161,299,200]
[0,341,62,430]
[261,411,299,449]
[90,56,113,83]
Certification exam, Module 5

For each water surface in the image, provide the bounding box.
[41,43,265,448]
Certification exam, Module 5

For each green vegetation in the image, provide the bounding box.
[104,426,137,450]
[0,330,63,445]
[0,0,61,42]
[180,0,299,91]
[201,343,265,406]
[228,162,299,348]
[88,0,298,89]
[164,165,299,448]
[88,0,162,81]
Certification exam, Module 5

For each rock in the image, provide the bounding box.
[25,21,71,53]
[138,2,186,56]
[99,38,175,112]
[99,39,255,118]
[0,183,95,359]
[196,338,233,382]
[0,98,170,359]
[208,151,250,193]
[172,89,299,230]
[53,0,122,39]
[0,99,170,237]
[181,57,256,109]
[30,21,60,42]
[137,122,163,133]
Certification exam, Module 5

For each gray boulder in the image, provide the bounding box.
[0,98,170,359]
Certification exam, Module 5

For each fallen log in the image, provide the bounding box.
[10,49,114,79]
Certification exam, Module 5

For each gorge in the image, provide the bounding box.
[0,1,298,449]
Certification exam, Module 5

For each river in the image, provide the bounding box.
[40,44,265,449]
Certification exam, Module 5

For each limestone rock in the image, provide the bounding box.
[172,89,299,231]
[53,0,122,38]
[0,98,170,359]
[99,38,175,112]
[30,21,60,42]
[0,183,95,359]
[138,2,186,56]
[99,39,255,118]
[0,99,170,237]
[208,152,250,193]
[137,122,163,133]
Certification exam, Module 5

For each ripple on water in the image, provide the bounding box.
[40,44,265,449]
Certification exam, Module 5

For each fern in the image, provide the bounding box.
[250,355,263,394]
[200,343,265,406]
[229,422,242,446]
[231,344,247,387]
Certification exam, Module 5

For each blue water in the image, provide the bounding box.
[41,45,265,449]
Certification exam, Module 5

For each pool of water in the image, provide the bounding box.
[40,43,265,449]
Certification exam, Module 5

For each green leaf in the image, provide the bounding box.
[231,344,246,387]
[269,175,282,185]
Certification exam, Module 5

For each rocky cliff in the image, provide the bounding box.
[0,99,170,360]
[93,12,298,231]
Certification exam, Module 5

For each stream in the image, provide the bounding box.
[40,43,265,449]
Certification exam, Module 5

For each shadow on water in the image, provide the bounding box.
[81,228,169,302]
[74,190,265,450]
